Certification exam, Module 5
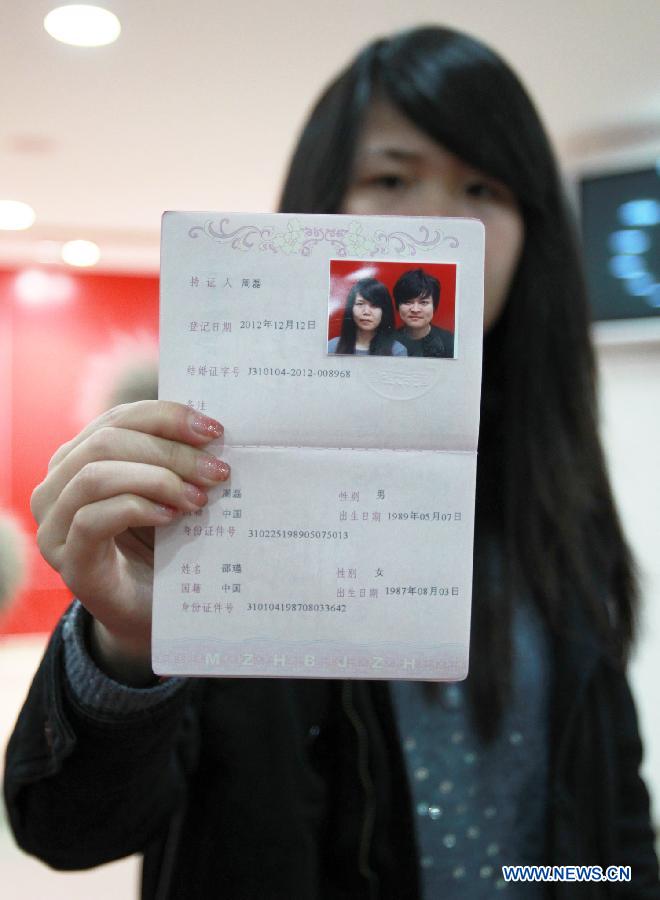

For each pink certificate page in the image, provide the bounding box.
[153,212,484,680]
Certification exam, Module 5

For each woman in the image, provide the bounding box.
[328,276,407,355]
[6,25,659,900]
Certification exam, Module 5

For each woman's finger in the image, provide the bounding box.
[32,427,229,523]
[46,493,178,584]
[38,460,208,554]
[48,400,223,471]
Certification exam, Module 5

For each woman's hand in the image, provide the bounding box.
[31,400,229,683]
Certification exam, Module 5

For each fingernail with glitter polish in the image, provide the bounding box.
[190,413,223,439]
[153,503,178,519]
[183,482,208,507]
[197,456,230,482]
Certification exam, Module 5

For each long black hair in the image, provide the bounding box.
[279,26,636,739]
[336,277,398,355]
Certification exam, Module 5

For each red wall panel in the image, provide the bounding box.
[0,267,159,635]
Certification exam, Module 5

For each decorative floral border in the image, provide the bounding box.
[189,217,459,257]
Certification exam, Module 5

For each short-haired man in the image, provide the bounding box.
[393,268,454,358]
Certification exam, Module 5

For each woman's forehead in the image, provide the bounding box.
[353,100,437,156]
[352,99,482,179]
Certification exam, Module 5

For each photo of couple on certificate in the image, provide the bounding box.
[328,261,456,359]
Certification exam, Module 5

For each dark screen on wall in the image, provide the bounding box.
[579,165,660,321]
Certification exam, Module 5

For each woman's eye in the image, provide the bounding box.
[465,181,495,199]
[370,174,408,191]
[465,179,512,203]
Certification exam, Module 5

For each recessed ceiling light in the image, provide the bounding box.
[44,5,121,48]
[14,269,75,306]
[0,200,36,230]
[62,239,101,267]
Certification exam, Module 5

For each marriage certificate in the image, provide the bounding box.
[153,212,484,680]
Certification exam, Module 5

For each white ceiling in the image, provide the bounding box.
[1,0,659,271]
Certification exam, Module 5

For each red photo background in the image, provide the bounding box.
[0,267,159,635]
[328,259,457,340]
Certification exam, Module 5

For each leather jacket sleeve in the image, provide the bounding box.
[553,654,660,898]
[3,614,199,870]
[608,669,660,896]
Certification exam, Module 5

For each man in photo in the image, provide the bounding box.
[393,268,454,358]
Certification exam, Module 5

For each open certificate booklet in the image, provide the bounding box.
[153,212,484,680]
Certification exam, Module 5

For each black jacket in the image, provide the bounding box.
[4,613,659,899]
[396,325,454,358]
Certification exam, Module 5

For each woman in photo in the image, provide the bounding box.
[6,24,659,900]
[328,276,407,355]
